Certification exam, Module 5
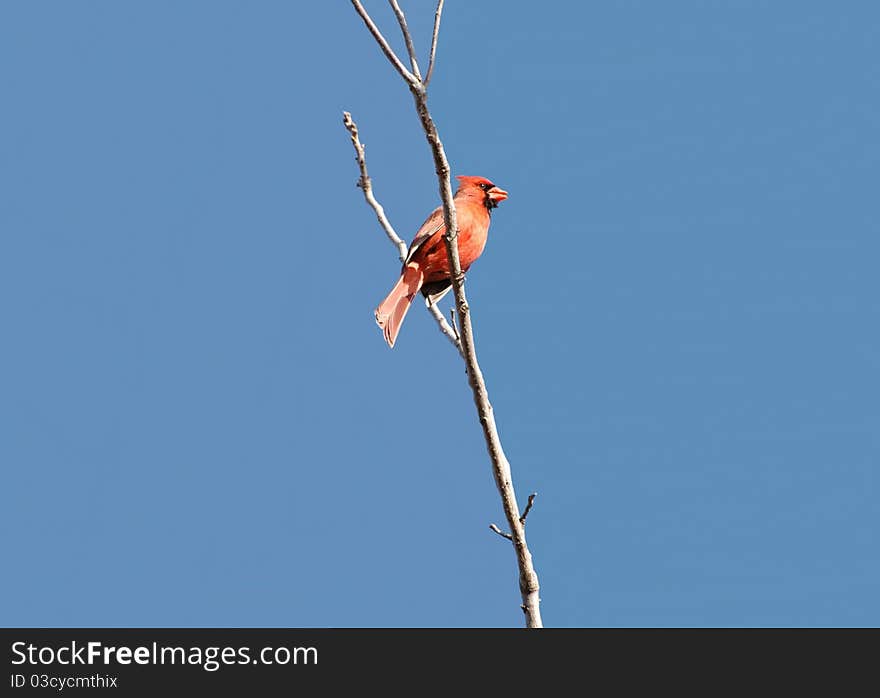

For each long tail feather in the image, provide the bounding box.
[374,263,424,348]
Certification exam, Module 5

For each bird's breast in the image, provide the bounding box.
[457,224,489,269]
[411,204,490,283]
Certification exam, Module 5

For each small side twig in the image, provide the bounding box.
[519,493,537,525]
[424,0,445,87]
[489,524,513,541]
[427,301,464,355]
[448,307,460,341]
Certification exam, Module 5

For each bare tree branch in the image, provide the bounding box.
[343,111,463,355]
[350,0,418,86]
[408,85,544,629]
[424,0,444,87]
[342,112,407,262]
[347,2,543,629]
[389,0,422,81]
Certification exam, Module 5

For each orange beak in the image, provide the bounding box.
[488,186,508,203]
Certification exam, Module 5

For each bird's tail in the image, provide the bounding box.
[375,263,424,348]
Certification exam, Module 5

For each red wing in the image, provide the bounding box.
[404,205,445,266]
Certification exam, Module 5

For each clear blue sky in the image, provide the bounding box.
[2,2,877,627]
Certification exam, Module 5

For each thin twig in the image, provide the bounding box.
[342,112,408,262]
[350,0,418,86]
[489,524,513,541]
[448,307,460,341]
[520,493,537,525]
[389,0,422,81]
[424,0,444,87]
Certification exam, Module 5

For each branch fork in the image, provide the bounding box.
[490,493,538,540]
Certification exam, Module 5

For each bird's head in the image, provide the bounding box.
[456,175,508,211]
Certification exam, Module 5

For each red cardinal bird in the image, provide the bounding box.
[375,175,508,348]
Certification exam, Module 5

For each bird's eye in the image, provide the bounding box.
[479,182,491,191]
